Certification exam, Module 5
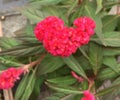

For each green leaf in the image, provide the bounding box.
[84,1,105,45]
[45,93,77,100]
[15,73,29,100]
[62,55,88,80]
[21,69,37,100]
[45,82,82,94]
[0,43,44,57]
[0,56,22,66]
[20,8,43,23]
[103,1,120,9]
[97,64,120,80]
[102,15,120,32]
[96,83,120,96]
[103,56,119,73]
[0,37,19,50]
[67,0,78,16]
[92,32,120,47]
[96,0,103,14]
[103,47,120,56]
[29,77,44,100]
[37,54,65,75]
[0,64,7,70]
[88,42,103,75]
[30,0,63,7]
[47,76,76,85]
[45,93,67,100]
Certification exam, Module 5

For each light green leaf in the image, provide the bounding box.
[84,2,105,45]
[96,83,120,96]
[0,37,19,50]
[29,77,44,100]
[103,56,119,73]
[20,8,42,23]
[37,54,65,75]
[21,69,37,100]
[47,76,76,85]
[45,82,82,94]
[15,73,29,100]
[97,64,120,80]
[45,93,76,100]
[30,0,63,7]
[96,0,103,14]
[103,47,120,56]
[92,32,120,47]
[88,42,103,75]
[67,0,78,16]
[102,15,120,32]
[62,55,88,80]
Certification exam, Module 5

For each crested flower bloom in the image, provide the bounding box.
[34,16,96,57]
[34,16,64,41]
[0,67,23,89]
[74,17,96,36]
[81,90,95,100]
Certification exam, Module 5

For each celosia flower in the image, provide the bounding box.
[74,17,96,36]
[81,90,95,100]
[0,67,23,89]
[34,16,96,57]
[34,16,64,41]
[43,27,80,56]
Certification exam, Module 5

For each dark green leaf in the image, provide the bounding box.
[103,56,119,73]
[15,73,29,100]
[0,43,44,57]
[30,0,63,7]
[97,64,120,80]
[20,8,43,23]
[29,77,44,100]
[102,15,120,32]
[0,56,22,66]
[47,76,76,85]
[84,2,105,45]
[103,47,120,56]
[45,82,82,94]
[96,83,120,96]
[62,55,88,80]
[96,0,103,14]
[0,64,7,70]
[88,42,103,75]
[92,32,120,47]
[0,37,19,50]
[37,54,65,75]
[67,0,78,16]
[21,69,37,100]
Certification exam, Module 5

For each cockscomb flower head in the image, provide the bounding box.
[74,17,96,36]
[34,16,64,41]
[0,67,23,89]
[34,16,96,57]
[81,90,95,100]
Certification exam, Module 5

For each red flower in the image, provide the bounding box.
[74,17,96,36]
[81,90,95,100]
[0,67,23,89]
[34,16,64,41]
[34,16,96,57]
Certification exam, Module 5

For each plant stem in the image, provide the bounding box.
[23,54,45,72]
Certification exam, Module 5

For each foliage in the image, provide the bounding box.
[0,0,120,100]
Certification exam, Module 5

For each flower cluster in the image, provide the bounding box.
[81,90,95,100]
[0,67,23,89]
[34,16,96,57]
